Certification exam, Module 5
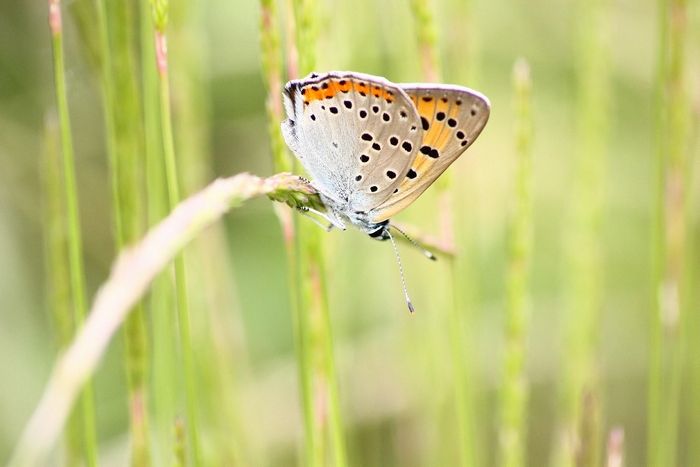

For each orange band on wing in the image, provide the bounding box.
[301,78,395,105]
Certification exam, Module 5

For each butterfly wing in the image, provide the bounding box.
[282,71,423,213]
[367,84,490,223]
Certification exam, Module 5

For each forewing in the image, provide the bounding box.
[282,71,423,213]
[368,84,490,222]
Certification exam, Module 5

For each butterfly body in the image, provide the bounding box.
[282,71,490,238]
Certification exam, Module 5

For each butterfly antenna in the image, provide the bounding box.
[390,224,437,261]
[386,228,415,314]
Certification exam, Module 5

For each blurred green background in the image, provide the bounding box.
[0,0,698,466]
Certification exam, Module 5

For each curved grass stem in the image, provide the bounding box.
[7,173,315,467]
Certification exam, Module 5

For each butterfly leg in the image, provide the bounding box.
[296,206,346,232]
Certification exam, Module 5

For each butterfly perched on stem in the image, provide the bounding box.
[282,71,490,312]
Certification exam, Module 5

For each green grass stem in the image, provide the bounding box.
[285,2,348,465]
[290,0,316,77]
[261,0,292,174]
[558,0,610,464]
[686,99,700,466]
[411,2,481,465]
[444,0,479,85]
[411,0,441,83]
[499,58,533,467]
[446,214,477,467]
[100,1,152,464]
[649,0,690,465]
[42,113,83,466]
[139,0,176,462]
[173,417,186,467]
[151,23,203,464]
[48,2,100,465]
[259,3,310,461]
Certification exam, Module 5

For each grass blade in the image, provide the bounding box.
[649,0,690,465]
[149,13,203,461]
[48,2,99,464]
[499,58,533,467]
[558,0,610,463]
[42,112,83,466]
[102,0,151,464]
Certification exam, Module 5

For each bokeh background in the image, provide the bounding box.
[1,0,699,466]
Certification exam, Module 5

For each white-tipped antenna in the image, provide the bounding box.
[385,228,415,314]
[390,224,437,261]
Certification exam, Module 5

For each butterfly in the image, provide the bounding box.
[281,71,490,311]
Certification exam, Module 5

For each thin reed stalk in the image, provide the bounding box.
[261,0,292,175]
[48,2,99,464]
[173,418,186,467]
[282,2,348,465]
[149,3,203,462]
[411,0,441,83]
[686,99,700,467]
[139,0,176,463]
[43,113,82,466]
[101,0,151,464]
[258,7,312,461]
[411,2,479,466]
[559,0,610,464]
[259,2,307,463]
[649,0,690,465]
[444,0,479,86]
[171,3,253,457]
[499,58,533,467]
